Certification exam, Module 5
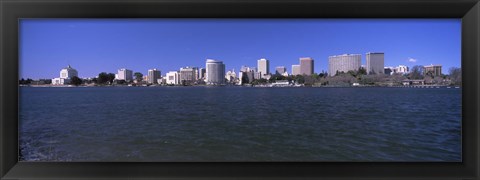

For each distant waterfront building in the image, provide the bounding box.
[328,54,361,76]
[52,65,78,85]
[179,67,197,84]
[423,64,442,76]
[206,59,225,85]
[384,67,394,75]
[299,57,314,75]
[366,52,385,75]
[275,66,286,75]
[257,58,270,78]
[240,66,257,73]
[117,68,133,81]
[147,69,161,84]
[166,71,180,85]
[239,71,255,84]
[225,69,237,83]
[159,77,166,84]
[198,68,206,80]
[396,65,409,74]
[291,65,300,76]
[239,66,256,84]
[254,72,262,79]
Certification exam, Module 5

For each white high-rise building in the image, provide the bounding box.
[117,68,133,81]
[257,58,270,79]
[147,69,161,84]
[328,54,362,76]
[52,65,78,85]
[166,71,180,85]
[291,65,300,76]
[366,52,385,75]
[206,59,225,85]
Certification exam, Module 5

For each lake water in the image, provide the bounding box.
[19,86,461,162]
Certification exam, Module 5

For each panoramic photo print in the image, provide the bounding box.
[19,19,461,162]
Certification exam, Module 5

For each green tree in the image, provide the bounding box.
[257,78,268,84]
[408,65,424,80]
[26,78,33,84]
[97,72,109,84]
[70,76,82,86]
[107,73,115,84]
[134,72,143,82]
[19,78,26,85]
[294,75,305,84]
[357,67,367,75]
[449,67,461,86]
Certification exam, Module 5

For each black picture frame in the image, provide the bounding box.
[1,0,479,179]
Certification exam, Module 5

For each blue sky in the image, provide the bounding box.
[20,19,461,79]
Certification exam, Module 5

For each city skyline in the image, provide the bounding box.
[20,19,461,79]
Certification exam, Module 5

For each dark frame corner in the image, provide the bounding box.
[1,0,479,179]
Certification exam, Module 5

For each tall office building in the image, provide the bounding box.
[147,69,161,84]
[275,66,286,75]
[366,52,385,75]
[179,67,197,83]
[198,68,206,80]
[117,68,133,81]
[206,59,225,85]
[257,58,270,78]
[299,57,314,75]
[291,65,300,76]
[423,64,442,76]
[328,54,362,76]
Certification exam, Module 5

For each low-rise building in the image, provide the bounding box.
[52,65,78,85]
[424,64,442,76]
[166,71,180,85]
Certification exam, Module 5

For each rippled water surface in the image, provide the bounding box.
[19,86,461,161]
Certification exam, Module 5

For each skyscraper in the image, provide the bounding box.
[198,68,206,80]
[328,54,361,76]
[257,58,269,78]
[179,67,197,83]
[299,57,314,75]
[147,69,161,84]
[206,59,225,85]
[366,52,385,75]
[117,68,132,81]
[275,66,286,75]
[291,65,300,76]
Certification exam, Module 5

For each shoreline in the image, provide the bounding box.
[20,84,461,88]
